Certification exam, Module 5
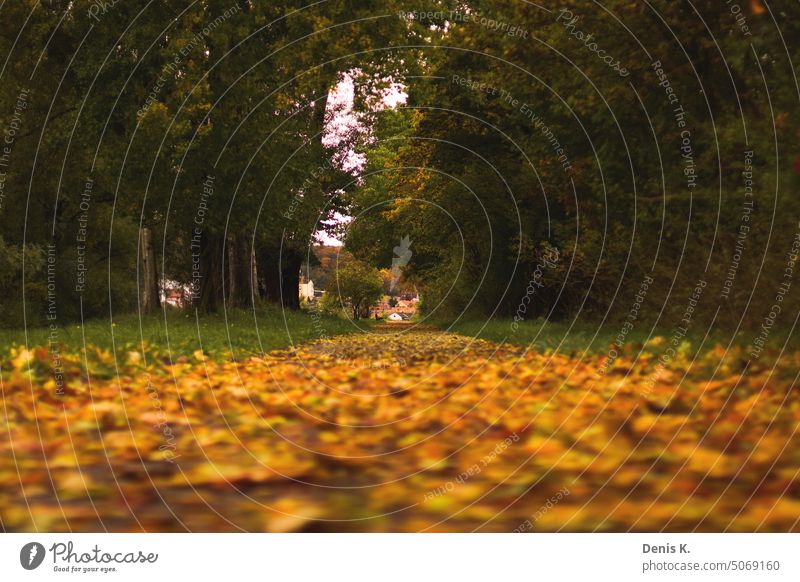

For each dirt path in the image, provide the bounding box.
[2,324,798,531]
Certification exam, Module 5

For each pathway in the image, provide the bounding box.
[2,324,798,532]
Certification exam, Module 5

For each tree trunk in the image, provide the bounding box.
[257,246,302,310]
[226,234,251,309]
[281,250,302,310]
[258,249,281,303]
[250,244,259,303]
[139,225,160,313]
[312,85,329,140]
[196,231,224,312]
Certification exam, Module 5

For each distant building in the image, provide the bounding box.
[299,279,315,302]
[160,279,191,308]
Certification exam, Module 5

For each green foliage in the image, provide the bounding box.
[0,0,412,326]
[0,238,45,327]
[2,1,799,337]
[346,1,800,332]
[316,291,349,319]
[325,257,384,319]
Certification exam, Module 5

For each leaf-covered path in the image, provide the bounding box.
[2,324,799,532]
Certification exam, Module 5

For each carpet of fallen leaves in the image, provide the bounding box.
[1,324,799,532]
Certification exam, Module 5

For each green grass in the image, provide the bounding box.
[438,317,786,356]
[0,304,371,360]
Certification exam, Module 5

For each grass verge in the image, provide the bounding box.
[438,317,787,356]
[0,304,370,361]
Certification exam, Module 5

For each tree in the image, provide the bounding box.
[326,258,383,319]
[345,1,800,328]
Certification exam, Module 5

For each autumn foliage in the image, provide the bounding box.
[2,325,798,532]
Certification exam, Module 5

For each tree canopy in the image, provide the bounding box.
[0,0,798,334]
[344,0,800,330]
[325,257,384,319]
